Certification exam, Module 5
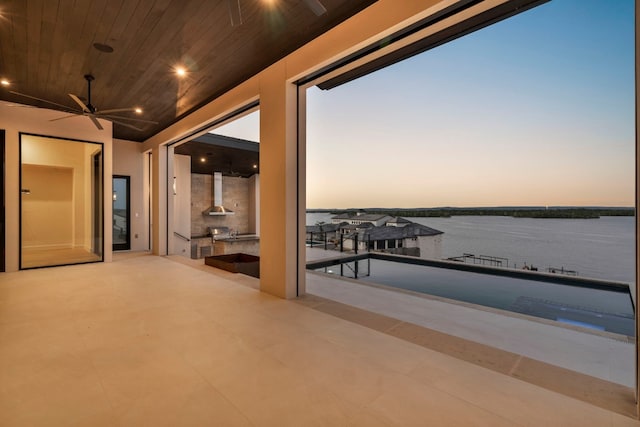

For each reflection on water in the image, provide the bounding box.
[317,257,635,336]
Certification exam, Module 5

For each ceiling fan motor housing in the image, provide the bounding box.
[84,74,96,113]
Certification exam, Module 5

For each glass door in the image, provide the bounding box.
[113,175,130,251]
[20,133,103,269]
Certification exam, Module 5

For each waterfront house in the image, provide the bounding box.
[338,216,443,258]
[385,216,413,227]
[331,211,392,226]
[311,212,443,258]
[305,221,346,245]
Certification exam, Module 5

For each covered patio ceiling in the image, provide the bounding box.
[0,0,376,141]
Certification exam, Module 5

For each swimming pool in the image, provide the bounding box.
[308,254,635,336]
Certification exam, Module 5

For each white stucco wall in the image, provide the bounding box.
[248,174,260,236]
[113,139,149,252]
[418,234,442,259]
[170,154,191,256]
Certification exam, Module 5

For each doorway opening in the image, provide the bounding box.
[19,133,104,269]
[168,106,261,262]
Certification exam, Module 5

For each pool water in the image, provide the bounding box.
[315,257,635,336]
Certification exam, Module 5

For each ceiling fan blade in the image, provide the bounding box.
[227,0,242,26]
[303,0,327,16]
[96,107,138,115]
[99,114,158,124]
[49,113,80,122]
[87,114,104,130]
[109,119,143,131]
[2,102,38,108]
[69,93,88,112]
[9,90,78,111]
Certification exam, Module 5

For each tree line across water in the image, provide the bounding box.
[307,207,635,219]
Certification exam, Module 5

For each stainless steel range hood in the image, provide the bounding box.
[203,172,235,216]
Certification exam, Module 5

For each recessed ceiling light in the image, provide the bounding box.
[200,157,206,163]
[93,43,114,53]
[0,79,9,86]
[134,107,143,114]
[175,67,187,77]
[253,164,258,169]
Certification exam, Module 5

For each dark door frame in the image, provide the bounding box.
[93,151,104,257]
[113,175,131,251]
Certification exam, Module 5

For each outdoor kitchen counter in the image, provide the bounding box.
[213,235,260,256]
[191,235,213,259]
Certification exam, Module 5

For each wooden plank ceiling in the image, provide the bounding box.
[174,134,260,177]
[0,0,376,141]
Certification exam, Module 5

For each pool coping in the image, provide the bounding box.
[308,269,635,343]
[307,252,633,292]
[307,253,635,341]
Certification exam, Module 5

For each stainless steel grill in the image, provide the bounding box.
[209,226,231,240]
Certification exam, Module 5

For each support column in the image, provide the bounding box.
[151,145,167,256]
[5,131,19,272]
[259,61,302,299]
[634,0,640,418]
[167,146,175,255]
[103,137,113,263]
[635,0,640,418]
[635,0,639,415]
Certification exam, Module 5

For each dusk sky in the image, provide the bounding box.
[216,0,635,209]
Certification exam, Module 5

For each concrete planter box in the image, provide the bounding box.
[205,253,260,278]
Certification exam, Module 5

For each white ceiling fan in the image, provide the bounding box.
[9,74,157,131]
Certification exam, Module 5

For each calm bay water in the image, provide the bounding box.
[306,213,636,284]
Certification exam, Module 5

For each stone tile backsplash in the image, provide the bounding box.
[191,173,250,237]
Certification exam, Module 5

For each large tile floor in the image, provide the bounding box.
[1,253,638,426]
[21,247,101,269]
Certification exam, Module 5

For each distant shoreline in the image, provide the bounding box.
[306,207,635,219]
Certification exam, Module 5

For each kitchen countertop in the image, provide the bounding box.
[191,234,259,241]
[216,235,260,242]
[212,235,260,256]
[191,235,211,240]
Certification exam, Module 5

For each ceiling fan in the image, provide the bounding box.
[9,74,157,131]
